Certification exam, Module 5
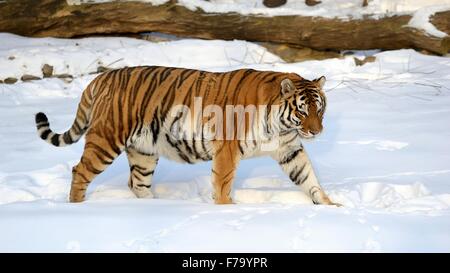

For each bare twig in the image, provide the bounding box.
[405,94,433,101]
[223,47,233,67]
[342,81,359,93]
[258,48,267,64]
[408,69,436,75]
[325,80,345,93]
[424,79,450,91]
[414,82,442,88]
[229,58,254,66]
[106,58,124,67]
[86,58,100,73]
[248,46,258,64]
[241,45,249,64]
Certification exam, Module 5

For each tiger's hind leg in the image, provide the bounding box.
[126,147,158,198]
[70,134,123,203]
[211,141,240,205]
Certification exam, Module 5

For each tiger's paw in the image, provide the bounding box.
[328,201,343,207]
[212,193,234,204]
[214,198,234,205]
[129,184,153,199]
[323,197,342,207]
[69,192,85,203]
[313,192,342,207]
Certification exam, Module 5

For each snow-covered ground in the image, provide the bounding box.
[0,33,450,252]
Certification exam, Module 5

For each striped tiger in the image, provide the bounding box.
[35,66,340,206]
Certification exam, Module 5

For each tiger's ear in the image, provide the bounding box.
[281,78,296,98]
[314,76,326,88]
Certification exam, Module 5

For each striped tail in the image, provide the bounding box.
[35,89,92,147]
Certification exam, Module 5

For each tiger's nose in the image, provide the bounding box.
[309,126,322,135]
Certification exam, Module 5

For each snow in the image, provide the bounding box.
[175,0,450,19]
[408,4,450,38]
[0,34,281,80]
[1,33,450,252]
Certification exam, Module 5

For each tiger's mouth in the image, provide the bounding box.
[298,129,318,139]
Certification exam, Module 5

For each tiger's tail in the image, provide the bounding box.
[35,85,94,147]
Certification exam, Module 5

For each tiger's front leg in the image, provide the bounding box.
[126,147,158,198]
[211,141,241,204]
[274,145,341,206]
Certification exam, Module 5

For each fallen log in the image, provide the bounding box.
[0,0,449,54]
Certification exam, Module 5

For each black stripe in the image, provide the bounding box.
[201,131,210,160]
[138,68,159,120]
[238,142,244,155]
[131,172,143,182]
[215,72,226,96]
[159,67,175,83]
[78,107,89,125]
[36,122,49,130]
[165,134,193,164]
[176,69,196,89]
[131,165,154,177]
[81,159,103,175]
[265,75,278,84]
[289,163,306,183]
[194,70,206,97]
[279,148,302,165]
[51,134,60,146]
[221,70,240,104]
[254,71,275,92]
[150,107,160,145]
[63,132,73,144]
[40,129,52,140]
[230,70,253,104]
[91,149,114,165]
[76,172,90,183]
[182,139,194,157]
[73,120,82,134]
[129,177,134,188]
[292,163,306,183]
[190,139,204,160]
[280,117,290,129]
[106,137,122,156]
[85,142,117,162]
[160,78,179,121]
[298,172,310,185]
[135,150,154,157]
[289,168,298,182]
[136,184,151,188]
[116,69,128,146]
[221,169,235,181]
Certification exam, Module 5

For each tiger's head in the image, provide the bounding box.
[278,75,327,139]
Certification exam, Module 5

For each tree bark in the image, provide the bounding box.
[0,0,449,54]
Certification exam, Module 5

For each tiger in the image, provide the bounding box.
[35,66,341,206]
